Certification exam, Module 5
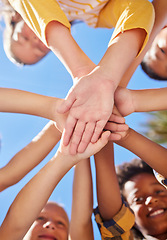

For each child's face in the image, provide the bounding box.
[11,20,50,64]
[123,173,167,239]
[24,202,69,240]
[143,27,167,78]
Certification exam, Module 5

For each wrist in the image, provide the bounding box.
[131,90,139,113]
[90,66,117,92]
[72,63,96,81]
[50,97,63,121]
[114,128,132,145]
[55,148,78,168]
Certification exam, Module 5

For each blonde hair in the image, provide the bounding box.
[0,0,24,65]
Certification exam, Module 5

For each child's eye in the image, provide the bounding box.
[133,196,144,204]
[37,216,46,221]
[155,189,165,195]
[57,221,65,228]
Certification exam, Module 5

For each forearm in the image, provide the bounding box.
[46,21,95,79]
[0,121,61,192]
[119,0,167,87]
[94,142,122,220]
[0,88,60,120]
[116,128,167,178]
[0,151,73,240]
[70,159,94,240]
[95,28,146,90]
[132,88,167,112]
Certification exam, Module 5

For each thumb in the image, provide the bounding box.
[57,89,76,114]
[89,131,111,156]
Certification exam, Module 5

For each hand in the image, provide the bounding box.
[105,122,130,142]
[105,106,129,141]
[53,98,68,132]
[58,130,111,162]
[114,87,135,116]
[57,72,115,155]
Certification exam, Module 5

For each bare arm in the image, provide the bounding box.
[114,87,167,117]
[115,128,167,178]
[94,142,122,220]
[119,0,167,87]
[0,87,67,131]
[0,129,110,240]
[46,21,95,79]
[0,121,61,192]
[70,159,94,240]
[0,88,57,119]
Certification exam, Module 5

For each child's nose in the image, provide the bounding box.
[43,221,56,230]
[145,196,158,206]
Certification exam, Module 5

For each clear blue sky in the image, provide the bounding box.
[0,21,166,239]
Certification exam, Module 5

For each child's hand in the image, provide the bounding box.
[105,106,129,141]
[58,130,111,162]
[57,72,115,155]
[54,99,68,132]
[105,121,130,142]
[114,87,135,116]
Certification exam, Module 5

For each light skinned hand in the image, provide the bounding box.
[57,71,115,155]
[53,98,68,132]
[114,87,135,116]
[58,129,111,159]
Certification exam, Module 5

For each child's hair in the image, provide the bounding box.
[116,158,154,240]
[0,0,24,65]
[141,60,167,81]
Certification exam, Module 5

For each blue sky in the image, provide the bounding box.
[0,21,167,239]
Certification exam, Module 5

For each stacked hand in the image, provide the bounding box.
[114,87,135,116]
[58,71,116,155]
[57,80,133,154]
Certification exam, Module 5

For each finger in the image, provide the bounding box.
[62,115,77,146]
[112,105,121,116]
[105,122,129,132]
[108,114,125,124]
[86,131,111,155]
[108,132,122,141]
[91,120,106,143]
[77,122,96,153]
[69,120,86,155]
[57,88,76,114]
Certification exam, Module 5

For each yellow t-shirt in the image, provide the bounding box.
[9,0,154,53]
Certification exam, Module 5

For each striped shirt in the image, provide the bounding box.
[57,0,108,27]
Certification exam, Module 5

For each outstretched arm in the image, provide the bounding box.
[114,128,167,178]
[119,0,167,87]
[0,129,110,240]
[94,142,122,220]
[94,110,128,219]
[93,141,135,239]
[0,121,61,192]
[114,87,167,117]
[70,159,94,240]
[0,87,66,132]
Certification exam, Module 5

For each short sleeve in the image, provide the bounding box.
[94,200,135,240]
[9,0,71,46]
[97,0,155,57]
